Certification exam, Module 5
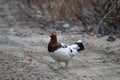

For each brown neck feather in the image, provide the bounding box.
[48,35,62,52]
[49,35,57,44]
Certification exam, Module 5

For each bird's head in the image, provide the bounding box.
[49,31,56,38]
[49,32,57,46]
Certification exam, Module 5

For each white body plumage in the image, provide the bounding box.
[49,43,80,63]
[48,32,85,68]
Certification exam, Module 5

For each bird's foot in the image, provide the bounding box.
[53,64,65,70]
[53,66,59,70]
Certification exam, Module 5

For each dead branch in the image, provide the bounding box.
[96,9,113,37]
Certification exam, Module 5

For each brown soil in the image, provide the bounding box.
[0,26,120,80]
[0,1,120,80]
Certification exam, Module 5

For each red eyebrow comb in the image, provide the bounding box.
[50,32,56,35]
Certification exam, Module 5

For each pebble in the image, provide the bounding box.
[63,23,71,29]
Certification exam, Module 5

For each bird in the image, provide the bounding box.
[48,32,85,68]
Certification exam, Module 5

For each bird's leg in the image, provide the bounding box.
[53,61,60,70]
[58,62,63,69]
[56,61,61,68]
[65,61,69,68]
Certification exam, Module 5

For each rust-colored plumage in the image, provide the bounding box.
[48,32,63,52]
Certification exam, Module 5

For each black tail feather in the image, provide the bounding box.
[75,42,85,51]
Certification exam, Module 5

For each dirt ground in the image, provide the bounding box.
[0,1,120,80]
[0,25,120,80]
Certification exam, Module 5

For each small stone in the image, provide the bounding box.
[83,75,87,77]
[106,35,116,42]
[0,18,8,28]
[0,0,7,4]
[9,29,15,35]
[63,23,71,29]
[53,66,59,70]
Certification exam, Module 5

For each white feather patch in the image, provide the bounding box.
[49,43,80,62]
[77,40,82,43]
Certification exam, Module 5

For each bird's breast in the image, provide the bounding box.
[49,47,72,62]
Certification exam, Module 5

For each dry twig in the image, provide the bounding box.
[96,9,113,37]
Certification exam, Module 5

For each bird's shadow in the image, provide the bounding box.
[47,62,69,71]
[47,59,86,72]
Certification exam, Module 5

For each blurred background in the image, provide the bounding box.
[0,0,120,36]
[0,0,120,80]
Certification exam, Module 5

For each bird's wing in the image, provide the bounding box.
[48,43,66,52]
[60,43,68,48]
